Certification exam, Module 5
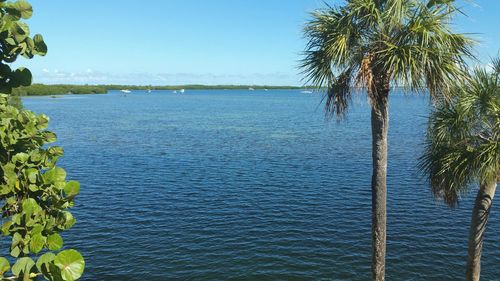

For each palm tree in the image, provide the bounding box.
[420,58,499,281]
[301,1,473,280]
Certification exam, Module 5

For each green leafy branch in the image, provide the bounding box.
[0,1,84,280]
[0,95,84,281]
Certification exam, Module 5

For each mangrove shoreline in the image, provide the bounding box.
[14,84,307,96]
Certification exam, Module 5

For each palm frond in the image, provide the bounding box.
[420,139,477,206]
[381,0,414,31]
[347,0,383,30]
[301,0,474,121]
[379,1,475,98]
[325,68,354,119]
[301,9,342,85]
[301,4,364,117]
[419,57,500,207]
[419,100,477,206]
[491,56,500,75]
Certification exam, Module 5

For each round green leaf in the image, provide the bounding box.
[0,257,10,275]
[25,37,34,50]
[37,113,50,127]
[11,67,32,87]
[27,168,39,183]
[47,233,63,251]
[11,214,21,225]
[22,198,41,217]
[3,163,17,186]
[43,167,66,184]
[62,212,76,229]
[33,34,47,55]
[43,131,57,143]
[13,152,29,163]
[36,252,55,272]
[31,224,44,234]
[48,146,64,157]
[10,22,30,42]
[10,246,20,258]
[54,250,84,281]
[12,257,34,277]
[5,37,16,45]
[29,233,46,254]
[8,0,33,19]
[1,221,13,236]
[64,181,80,196]
[0,64,12,75]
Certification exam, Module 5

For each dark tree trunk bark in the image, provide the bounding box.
[370,88,389,281]
[466,179,497,281]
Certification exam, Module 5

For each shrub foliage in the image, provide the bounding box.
[0,1,84,280]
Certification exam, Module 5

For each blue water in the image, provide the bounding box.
[21,90,499,280]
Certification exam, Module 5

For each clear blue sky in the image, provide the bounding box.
[17,0,500,85]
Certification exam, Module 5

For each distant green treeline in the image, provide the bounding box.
[106,84,304,90]
[13,84,108,96]
[13,84,306,96]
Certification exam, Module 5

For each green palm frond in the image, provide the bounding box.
[325,68,354,119]
[301,4,364,119]
[380,2,475,97]
[382,0,413,27]
[301,6,361,85]
[491,56,500,75]
[420,58,500,207]
[347,0,383,30]
[301,0,474,118]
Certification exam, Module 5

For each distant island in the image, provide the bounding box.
[14,84,307,96]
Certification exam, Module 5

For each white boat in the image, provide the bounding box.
[147,89,152,93]
[300,90,313,94]
[180,89,185,94]
[173,90,177,94]
[249,87,255,91]
[120,89,131,94]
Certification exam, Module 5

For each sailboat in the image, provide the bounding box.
[180,89,185,94]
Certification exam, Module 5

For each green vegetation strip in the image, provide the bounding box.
[15,84,307,96]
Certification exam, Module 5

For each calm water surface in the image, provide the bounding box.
[21,90,500,280]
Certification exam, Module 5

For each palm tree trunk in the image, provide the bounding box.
[370,93,389,281]
[466,178,497,281]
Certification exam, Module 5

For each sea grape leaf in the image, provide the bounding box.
[47,233,63,251]
[54,250,84,281]
[29,233,45,253]
[33,34,47,55]
[11,67,32,86]
[36,252,55,272]
[0,257,10,275]
[22,198,41,217]
[12,257,34,277]
[64,181,80,196]
[6,0,33,19]
[43,167,66,183]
